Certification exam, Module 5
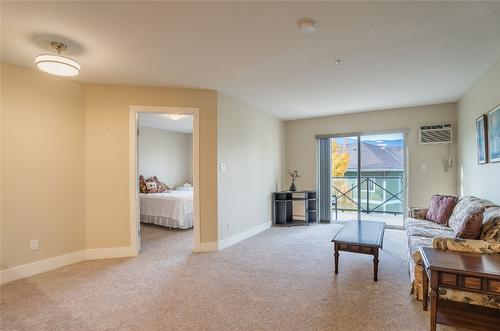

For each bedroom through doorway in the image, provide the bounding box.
[130,106,200,254]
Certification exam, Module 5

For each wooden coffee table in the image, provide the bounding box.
[420,246,500,331]
[331,220,385,281]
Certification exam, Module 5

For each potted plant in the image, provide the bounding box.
[288,169,300,192]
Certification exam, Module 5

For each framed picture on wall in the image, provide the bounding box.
[488,104,500,163]
[476,114,488,164]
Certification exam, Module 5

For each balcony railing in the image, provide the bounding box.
[332,176,404,215]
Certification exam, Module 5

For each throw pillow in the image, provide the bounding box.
[152,176,170,192]
[145,181,157,192]
[139,175,148,193]
[425,195,458,226]
[453,208,484,239]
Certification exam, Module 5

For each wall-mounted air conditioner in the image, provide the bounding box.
[419,124,452,144]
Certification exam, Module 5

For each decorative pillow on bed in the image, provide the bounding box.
[146,181,157,192]
[152,176,170,192]
[425,194,458,226]
[139,175,148,193]
[145,176,168,193]
[145,176,169,192]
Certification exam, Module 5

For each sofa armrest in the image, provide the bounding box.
[409,208,428,220]
[432,237,500,254]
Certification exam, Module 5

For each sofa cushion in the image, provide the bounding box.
[425,195,458,225]
[405,217,450,231]
[453,208,484,239]
[448,196,495,232]
[406,226,454,239]
[480,206,500,241]
[407,235,433,265]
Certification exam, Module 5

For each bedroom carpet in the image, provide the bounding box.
[1,223,464,331]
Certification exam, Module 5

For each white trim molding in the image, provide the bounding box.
[218,221,272,250]
[86,247,137,260]
[193,241,219,252]
[1,250,86,285]
[1,247,137,284]
[129,106,201,254]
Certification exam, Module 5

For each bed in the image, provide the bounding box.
[139,190,193,229]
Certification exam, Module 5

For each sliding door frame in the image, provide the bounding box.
[316,129,409,229]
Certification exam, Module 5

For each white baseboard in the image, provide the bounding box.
[1,222,272,284]
[218,221,271,250]
[1,250,86,285]
[86,246,137,260]
[193,241,218,252]
[1,247,137,285]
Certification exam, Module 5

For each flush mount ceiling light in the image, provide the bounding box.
[298,18,318,35]
[35,42,80,77]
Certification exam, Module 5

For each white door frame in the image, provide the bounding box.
[129,105,201,254]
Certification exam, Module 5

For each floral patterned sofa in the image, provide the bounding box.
[406,196,500,309]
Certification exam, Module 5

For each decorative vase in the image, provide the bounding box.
[289,178,297,192]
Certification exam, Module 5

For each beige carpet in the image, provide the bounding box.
[1,223,462,330]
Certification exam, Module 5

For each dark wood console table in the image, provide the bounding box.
[420,246,500,331]
[272,190,317,226]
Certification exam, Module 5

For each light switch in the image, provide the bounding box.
[420,163,427,172]
[220,162,226,172]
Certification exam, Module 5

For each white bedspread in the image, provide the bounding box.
[139,191,193,229]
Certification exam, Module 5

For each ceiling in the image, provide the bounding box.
[2,2,500,120]
[139,113,193,133]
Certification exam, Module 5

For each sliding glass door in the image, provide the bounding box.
[331,136,359,222]
[318,131,406,228]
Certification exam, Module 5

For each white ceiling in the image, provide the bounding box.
[139,113,193,133]
[2,2,500,120]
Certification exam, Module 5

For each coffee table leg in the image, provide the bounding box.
[334,243,339,274]
[422,267,428,311]
[373,248,379,281]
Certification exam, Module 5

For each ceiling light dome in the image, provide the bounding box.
[298,18,318,35]
[35,42,80,77]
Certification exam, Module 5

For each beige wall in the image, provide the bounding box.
[457,57,500,204]
[85,85,218,248]
[217,93,285,240]
[285,103,457,209]
[138,127,192,188]
[1,63,85,269]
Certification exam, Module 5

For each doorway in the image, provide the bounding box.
[318,131,407,229]
[129,106,200,253]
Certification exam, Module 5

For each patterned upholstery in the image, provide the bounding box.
[145,176,170,193]
[448,196,495,232]
[139,175,148,193]
[409,208,428,220]
[481,206,500,241]
[432,237,500,254]
[405,196,500,309]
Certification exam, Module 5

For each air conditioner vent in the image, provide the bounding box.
[419,124,452,144]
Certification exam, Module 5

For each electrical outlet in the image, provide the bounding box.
[30,239,39,251]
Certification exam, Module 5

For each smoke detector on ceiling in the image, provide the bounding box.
[298,19,318,35]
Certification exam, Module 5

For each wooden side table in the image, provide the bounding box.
[420,246,500,331]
